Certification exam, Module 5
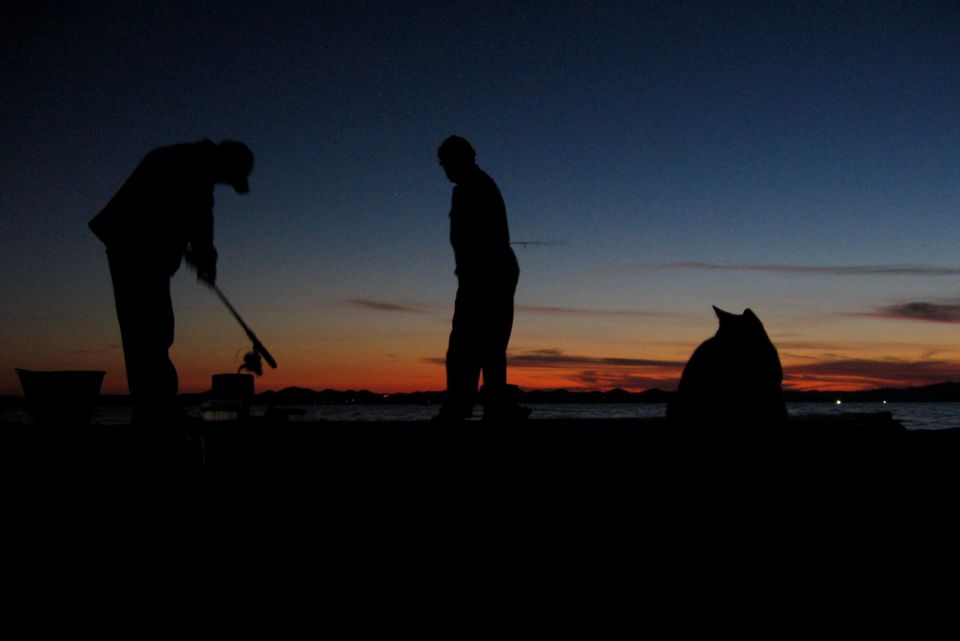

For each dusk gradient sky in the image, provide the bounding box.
[3,1,960,395]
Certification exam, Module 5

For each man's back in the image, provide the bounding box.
[89,141,215,269]
[449,167,514,283]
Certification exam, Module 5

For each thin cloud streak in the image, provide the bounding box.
[422,348,684,391]
[421,349,682,369]
[785,358,960,389]
[512,349,684,391]
[511,240,566,248]
[859,302,960,324]
[509,348,684,369]
[571,370,680,390]
[622,262,960,277]
[345,299,434,314]
[517,305,672,319]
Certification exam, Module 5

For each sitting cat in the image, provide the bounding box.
[667,306,787,433]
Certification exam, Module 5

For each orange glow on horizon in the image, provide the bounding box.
[782,379,885,393]
[3,325,957,396]
[4,366,952,397]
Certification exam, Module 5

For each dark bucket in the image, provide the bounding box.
[16,369,106,425]
[204,373,254,422]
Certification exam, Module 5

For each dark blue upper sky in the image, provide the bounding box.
[3,1,960,393]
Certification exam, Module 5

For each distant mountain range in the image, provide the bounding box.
[102,381,960,405]
[244,382,960,404]
[6,381,960,407]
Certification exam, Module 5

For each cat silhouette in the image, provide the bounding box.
[667,306,787,433]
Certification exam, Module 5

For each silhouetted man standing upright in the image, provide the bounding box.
[90,139,253,424]
[436,136,529,422]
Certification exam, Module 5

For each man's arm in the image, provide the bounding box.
[185,190,217,285]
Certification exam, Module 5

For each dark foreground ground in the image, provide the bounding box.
[3,412,958,478]
[5,413,958,579]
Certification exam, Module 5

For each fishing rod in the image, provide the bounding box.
[210,284,277,373]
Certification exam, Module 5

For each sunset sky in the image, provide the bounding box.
[3,1,960,395]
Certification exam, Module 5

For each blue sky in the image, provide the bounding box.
[2,1,960,394]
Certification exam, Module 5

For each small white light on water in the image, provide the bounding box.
[835,399,842,406]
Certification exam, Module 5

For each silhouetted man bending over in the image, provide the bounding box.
[90,139,253,424]
[435,136,529,422]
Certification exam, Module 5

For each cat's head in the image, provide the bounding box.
[713,306,766,337]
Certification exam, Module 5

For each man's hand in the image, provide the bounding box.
[186,247,217,286]
[197,260,216,286]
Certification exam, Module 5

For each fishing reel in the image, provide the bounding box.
[238,347,264,376]
[212,285,277,376]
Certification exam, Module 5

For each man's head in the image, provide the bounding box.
[437,135,476,184]
[214,140,254,194]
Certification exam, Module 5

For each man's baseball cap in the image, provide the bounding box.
[220,140,254,193]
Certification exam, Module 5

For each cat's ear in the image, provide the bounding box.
[743,308,767,329]
[713,305,737,330]
[713,305,735,321]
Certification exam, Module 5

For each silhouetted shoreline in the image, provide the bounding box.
[6,380,960,408]
[2,413,958,480]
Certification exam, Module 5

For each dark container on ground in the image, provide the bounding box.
[15,369,105,425]
[203,373,255,421]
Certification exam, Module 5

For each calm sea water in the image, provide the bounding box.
[3,402,960,430]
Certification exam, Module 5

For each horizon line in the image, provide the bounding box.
[7,380,958,399]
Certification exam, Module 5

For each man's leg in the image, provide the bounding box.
[480,271,528,420]
[480,294,512,396]
[439,287,482,420]
[108,252,178,424]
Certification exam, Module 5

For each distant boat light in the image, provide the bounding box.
[835,400,842,406]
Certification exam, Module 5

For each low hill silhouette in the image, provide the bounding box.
[244,382,960,405]
[5,381,960,407]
